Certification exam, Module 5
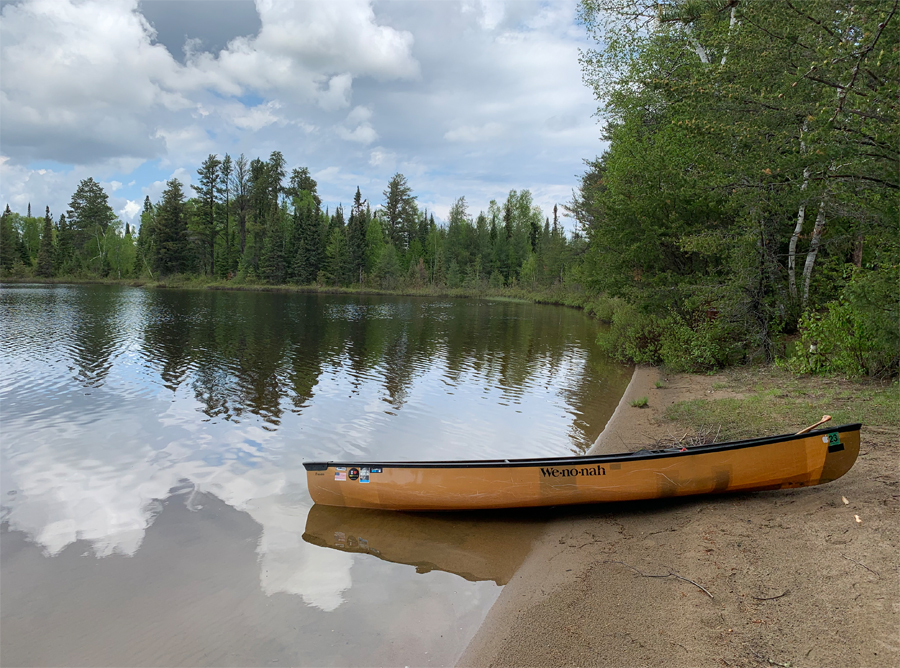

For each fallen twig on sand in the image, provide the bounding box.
[604,560,714,599]
[653,425,721,449]
[841,554,879,577]
[751,590,789,601]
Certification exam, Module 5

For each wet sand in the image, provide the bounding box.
[459,366,899,668]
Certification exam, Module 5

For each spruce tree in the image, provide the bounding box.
[56,213,74,274]
[290,191,321,284]
[347,187,367,284]
[154,180,191,276]
[0,205,17,272]
[36,206,55,277]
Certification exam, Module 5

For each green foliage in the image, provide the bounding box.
[374,244,401,289]
[153,179,192,276]
[574,0,898,374]
[36,207,55,277]
[629,396,648,408]
[67,178,117,268]
[0,205,19,272]
[786,264,900,377]
[596,299,727,372]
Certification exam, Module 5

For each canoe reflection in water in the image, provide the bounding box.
[302,505,545,585]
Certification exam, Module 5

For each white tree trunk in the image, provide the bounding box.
[690,37,711,64]
[788,166,810,302]
[720,6,739,65]
[801,201,827,310]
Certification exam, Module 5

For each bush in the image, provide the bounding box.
[786,265,899,378]
[596,301,728,372]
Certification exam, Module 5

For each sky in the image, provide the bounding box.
[0,0,607,228]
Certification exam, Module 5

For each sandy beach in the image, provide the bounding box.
[459,366,899,668]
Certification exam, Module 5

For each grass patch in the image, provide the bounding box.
[630,396,649,408]
[655,380,666,389]
[666,367,899,441]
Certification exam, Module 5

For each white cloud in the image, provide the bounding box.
[119,199,141,221]
[444,122,505,143]
[369,148,397,169]
[337,106,378,145]
[2,0,603,231]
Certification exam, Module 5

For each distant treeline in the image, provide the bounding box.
[0,158,580,294]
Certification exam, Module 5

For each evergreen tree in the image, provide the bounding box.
[221,153,233,276]
[67,178,117,264]
[153,179,191,276]
[133,196,154,276]
[290,191,322,284]
[192,154,222,276]
[365,215,385,273]
[55,213,74,274]
[325,225,349,285]
[347,187,367,283]
[288,167,321,206]
[0,205,18,272]
[231,154,250,257]
[382,173,416,249]
[36,206,55,277]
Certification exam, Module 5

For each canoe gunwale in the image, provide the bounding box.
[303,422,861,471]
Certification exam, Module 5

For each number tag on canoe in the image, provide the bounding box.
[827,432,844,452]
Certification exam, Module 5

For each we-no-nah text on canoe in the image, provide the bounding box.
[540,465,606,478]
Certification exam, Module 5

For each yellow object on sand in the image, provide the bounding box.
[304,424,860,511]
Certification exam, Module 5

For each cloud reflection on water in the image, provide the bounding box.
[1,284,630,664]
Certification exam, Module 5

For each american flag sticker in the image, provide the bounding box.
[335,470,347,481]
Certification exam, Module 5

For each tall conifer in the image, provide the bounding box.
[36,206,55,277]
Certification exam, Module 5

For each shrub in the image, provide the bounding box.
[596,301,727,372]
[786,265,899,378]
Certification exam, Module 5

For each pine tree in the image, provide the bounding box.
[36,206,55,277]
[192,154,222,276]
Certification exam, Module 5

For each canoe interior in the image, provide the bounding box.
[304,423,861,511]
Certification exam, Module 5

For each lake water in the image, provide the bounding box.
[0,284,631,667]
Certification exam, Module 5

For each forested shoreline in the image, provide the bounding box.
[2,0,897,378]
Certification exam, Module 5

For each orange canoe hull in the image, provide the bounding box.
[304,424,860,511]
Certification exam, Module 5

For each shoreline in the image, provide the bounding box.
[458,368,898,668]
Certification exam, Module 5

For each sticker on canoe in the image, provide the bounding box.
[541,465,606,478]
[348,468,360,481]
[359,467,370,483]
[335,470,347,481]
[371,468,382,474]
[827,432,844,453]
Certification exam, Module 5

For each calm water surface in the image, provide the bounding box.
[0,284,631,667]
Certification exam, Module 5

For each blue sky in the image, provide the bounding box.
[0,0,606,227]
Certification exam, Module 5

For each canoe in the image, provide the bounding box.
[303,423,860,511]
